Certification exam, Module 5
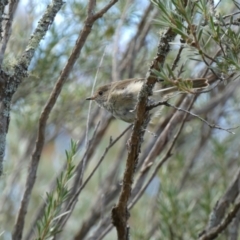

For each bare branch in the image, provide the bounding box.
[71,116,113,199]
[92,0,118,20]
[13,0,64,80]
[0,0,64,176]
[12,1,65,237]
[199,199,240,240]
[148,99,237,134]
[58,125,131,234]
[118,3,156,77]
[111,15,180,238]
[178,123,212,190]
[87,0,96,16]
[129,96,195,210]
[208,0,216,17]
[100,94,196,239]
[203,169,240,232]
[86,49,106,147]
[12,0,118,239]
[0,0,19,65]
[228,207,240,240]
[0,0,19,66]
[112,0,131,81]
[0,0,8,39]
[23,108,98,238]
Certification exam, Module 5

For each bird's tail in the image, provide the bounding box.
[154,78,209,95]
[191,78,209,88]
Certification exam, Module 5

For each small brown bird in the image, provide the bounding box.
[86,78,208,123]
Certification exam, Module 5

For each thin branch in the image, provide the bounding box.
[199,199,240,240]
[0,0,8,40]
[204,168,240,231]
[201,49,222,78]
[214,0,222,9]
[82,49,106,202]
[223,11,240,19]
[12,0,118,239]
[99,94,196,240]
[118,3,155,76]
[129,95,195,210]
[178,122,212,191]
[81,125,131,191]
[147,100,237,134]
[24,110,98,239]
[24,118,100,240]
[111,27,178,239]
[57,124,131,233]
[171,44,184,71]
[228,206,240,240]
[13,0,64,80]
[0,0,64,177]
[86,48,106,146]
[87,0,96,16]
[208,0,216,17]
[70,116,113,201]
[71,6,158,239]
[112,0,131,81]
[92,0,118,20]
[111,0,189,232]
[0,0,19,66]
[73,121,100,193]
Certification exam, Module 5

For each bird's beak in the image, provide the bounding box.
[86,96,94,100]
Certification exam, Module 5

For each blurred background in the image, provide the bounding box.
[1,0,240,239]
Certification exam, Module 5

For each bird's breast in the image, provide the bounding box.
[102,98,135,123]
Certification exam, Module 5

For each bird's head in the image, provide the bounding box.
[86,84,111,106]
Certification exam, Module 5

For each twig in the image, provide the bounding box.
[178,122,212,191]
[0,0,19,66]
[199,199,240,240]
[201,49,221,78]
[0,0,64,177]
[214,0,222,9]
[171,44,184,71]
[10,0,65,237]
[78,125,131,197]
[73,6,158,238]
[147,100,237,134]
[118,3,154,76]
[203,168,240,231]
[24,109,99,240]
[56,124,131,232]
[0,1,8,40]
[84,48,106,193]
[74,121,100,190]
[112,0,131,81]
[111,2,184,233]
[208,0,216,17]
[228,206,240,240]
[86,48,106,146]
[193,79,238,117]
[99,93,196,240]
[72,116,113,199]
[12,0,118,239]
[223,11,240,19]
[129,94,194,210]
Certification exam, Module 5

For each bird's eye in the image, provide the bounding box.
[98,91,103,96]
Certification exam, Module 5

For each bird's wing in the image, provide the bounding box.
[111,78,144,91]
